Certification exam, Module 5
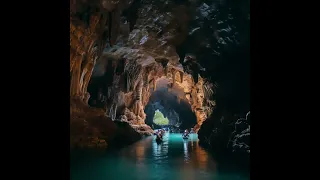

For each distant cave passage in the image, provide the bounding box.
[144,85,197,130]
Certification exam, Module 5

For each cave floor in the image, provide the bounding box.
[70,133,249,180]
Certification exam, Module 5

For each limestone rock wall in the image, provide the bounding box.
[165,66,209,132]
[70,0,149,148]
[70,0,132,102]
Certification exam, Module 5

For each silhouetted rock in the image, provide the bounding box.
[70,97,142,149]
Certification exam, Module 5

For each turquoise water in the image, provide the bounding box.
[70,133,249,180]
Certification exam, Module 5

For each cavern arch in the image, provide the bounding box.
[86,47,213,132]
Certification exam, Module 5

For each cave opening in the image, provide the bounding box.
[144,77,197,131]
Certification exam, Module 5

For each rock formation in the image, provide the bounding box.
[70,0,250,165]
[70,0,146,149]
[190,0,250,165]
[88,46,208,133]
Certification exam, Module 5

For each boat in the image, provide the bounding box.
[156,137,163,144]
[155,131,164,144]
[182,133,189,139]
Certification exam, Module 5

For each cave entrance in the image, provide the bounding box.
[144,76,197,132]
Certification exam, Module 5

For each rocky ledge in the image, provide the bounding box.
[70,97,147,149]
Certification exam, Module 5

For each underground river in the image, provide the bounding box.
[70,133,249,180]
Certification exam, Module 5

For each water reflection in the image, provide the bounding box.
[195,140,210,170]
[183,140,189,162]
[70,133,246,180]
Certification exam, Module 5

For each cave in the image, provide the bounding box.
[144,77,197,131]
[70,0,250,178]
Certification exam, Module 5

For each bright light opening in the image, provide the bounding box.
[153,109,169,126]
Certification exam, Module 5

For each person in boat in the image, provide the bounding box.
[156,131,163,142]
[190,128,194,134]
[154,130,158,135]
[160,129,165,136]
[184,129,189,135]
[182,129,189,138]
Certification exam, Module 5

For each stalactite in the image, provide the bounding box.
[126,73,130,92]
[165,66,168,76]
[141,87,146,107]
[143,71,148,88]
[136,80,142,101]
[88,13,100,35]
[172,69,176,87]
[84,92,90,104]
[79,66,86,93]
[70,50,76,72]
[180,71,184,83]
[109,103,117,121]
[153,78,157,91]
[108,105,113,120]
[131,79,144,117]
[71,32,81,47]
[80,55,97,101]
[70,55,83,96]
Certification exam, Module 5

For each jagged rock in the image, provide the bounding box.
[228,112,250,154]
[131,124,154,136]
[70,97,143,149]
[120,115,128,122]
[124,108,136,121]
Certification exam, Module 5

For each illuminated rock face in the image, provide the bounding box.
[70,0,127,101]
[173,72,207,132]
[70,0,211,139]
[89,47,209,132]
[70,0,147,148]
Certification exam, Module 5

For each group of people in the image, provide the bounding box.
[154,128,194,142]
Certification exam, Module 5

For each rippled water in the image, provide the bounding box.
[70,133,249,180]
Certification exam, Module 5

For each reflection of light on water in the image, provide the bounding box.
[135,145,145,161]
[70,134,231,180]
[135,147,146,174]
[183,140,189,161]
[152,141,161,157]
[152,134,169,162]
[132,138,154,179]
[135,134,216,179]
[195,140,214,171]
[181,136,195,180]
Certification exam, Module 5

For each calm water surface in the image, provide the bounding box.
[70,133,249,180]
